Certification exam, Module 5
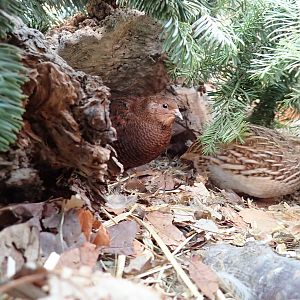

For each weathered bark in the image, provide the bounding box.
[0,16,117,203]
[167,85,212,156]
[0,6,208,203]
[203,242,300,300]
[51,9,169,97]
[86,0,117,21]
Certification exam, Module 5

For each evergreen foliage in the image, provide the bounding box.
[1,0,299,153]
[0,0,87,152]
[119,0,300,153]
[19,0,87,32]
[0,0,22,38]
[0,1,27,152]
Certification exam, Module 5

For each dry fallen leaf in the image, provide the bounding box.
[77,209,110,247]
[153,174,176,191]
[132,239,146,256]
[231,233,247,246]
[42,209,85,252]
[92,221,110,247]
[40,232,66,259]
[61,209,87,247]
[192,219,219,233]
[189,255,219,299]
[77,209,94,241]
[64,195,85,210]
[290,224,300,238]
[0,222,40,280]
[220,206,248,230]
[74,271,163,300]
[105,194,138,213]
[55,242,99,270]
[181,182,210,198]
[124,178,147,192]
[0,202,44,229]
[102,221,138,255]
[172,206,195,224]
[145,211,185,249]
[1,266,164,300]
[239,208,283,235]
[133,169,158,177]
[124,252,152,274]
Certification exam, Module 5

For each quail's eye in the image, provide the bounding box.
[162,103,168,109]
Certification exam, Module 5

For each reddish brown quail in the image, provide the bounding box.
[182,125,300,198]
[110,95,182,170]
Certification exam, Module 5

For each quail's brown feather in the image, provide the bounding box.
[182,125,300,198]
[109,98,134,130]
[110,95,181,170]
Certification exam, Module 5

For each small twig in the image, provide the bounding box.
[101,207,118,225]
[134,265,173,279]
[154,267,166,289]
[99,260,108,272]
[107,175,131,189]
[216,289,227,300]
[0,273,48,294]
[143,279,164,284]
[133,216,203,299]
[103,203,138,227]
[150,233,197,286]
[143,203,170,212]
[58,199,67,252]
[172,233,197,256]
[115,255,126,278]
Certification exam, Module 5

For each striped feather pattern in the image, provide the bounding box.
[182,125,300,198]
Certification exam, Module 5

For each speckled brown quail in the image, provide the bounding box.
[110,95,182,170]
[181,125,300,198]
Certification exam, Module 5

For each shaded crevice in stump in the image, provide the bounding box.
[167,85,213,157]
[0,127,44,203]
[0,16,117,203]
[22,61,114,181]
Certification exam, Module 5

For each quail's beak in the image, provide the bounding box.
[174,108,183,120]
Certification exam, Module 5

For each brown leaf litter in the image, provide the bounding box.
[0,158,300,299]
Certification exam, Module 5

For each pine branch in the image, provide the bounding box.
[3,0,296,153]
[0,0,23,38]
[0,44,27,152]
[247,0,300,122]
[0,2,28,152]
[249,1,300,83]
[19,0,88,32]
[281,79,300,113]
[200,77,250,154]
[117,0,237,85]
[119,0,294,152]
